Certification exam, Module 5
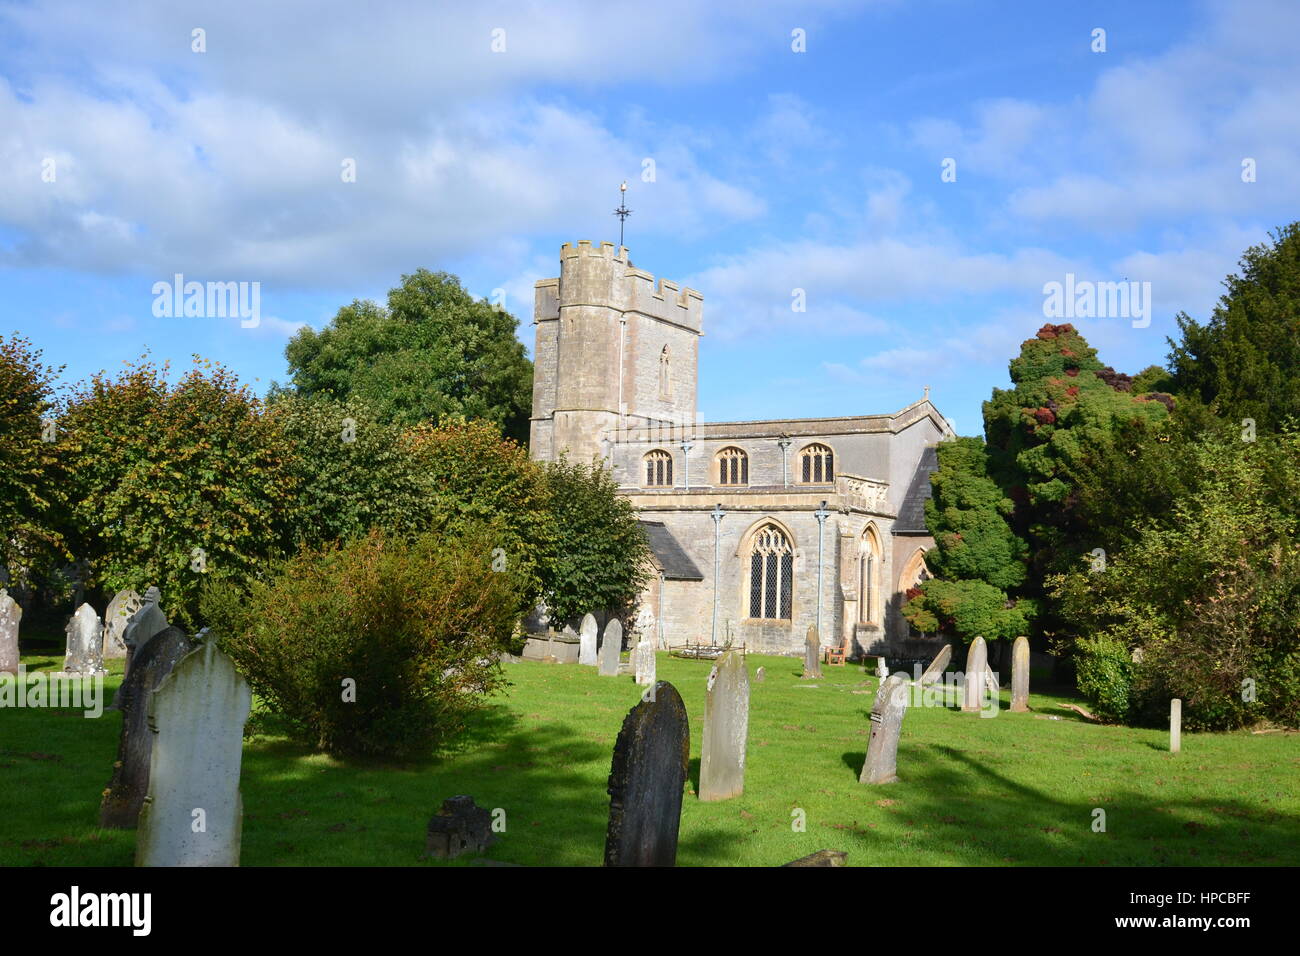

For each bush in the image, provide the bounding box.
[203,525,523,760]
[1074,635,1134,723]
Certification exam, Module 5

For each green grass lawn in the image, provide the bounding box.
[3,647,1298,867]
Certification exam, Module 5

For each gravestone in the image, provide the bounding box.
[961,637,988,712]
[783,849,848,867]
[860,673,909,784]
[425,796,498,859]
[635,606,657,648]
[110,590,169,710]
[634,640,655,686]
[604,680,689,866]
[1170,699,1181,754]
[135,641,252,867]
[876,656,888,679]
[598,618,623,677]
[579,613,598,666]
[802,626,821,679]
[103,589,142,661]
[1010,636,1030,712]
[62,603,105,676]
[699,651,750,801]
[918,644,951,686]
[0,589,20,676]
[99,626,196,829]
[755,666,765,683]
[984,665,1000,697]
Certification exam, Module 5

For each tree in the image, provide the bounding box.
[540,458,651,624]
[1168,223,1300,433]
[54,358,300,626]
[0,335,64,591]
[283,270,534,442]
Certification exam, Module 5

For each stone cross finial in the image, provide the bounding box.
[924,385,931,400]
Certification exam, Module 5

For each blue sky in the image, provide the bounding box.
[2,0,1298,436]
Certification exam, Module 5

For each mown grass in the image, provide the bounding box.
[2,644,1297,867]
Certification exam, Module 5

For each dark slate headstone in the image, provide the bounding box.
[802,626,821,679]
[426,796,498,859]
[604,680,689,867]
[99,625,195,829]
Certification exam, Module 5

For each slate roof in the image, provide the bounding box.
[639,521,705,580]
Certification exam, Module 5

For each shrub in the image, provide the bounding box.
[203,524,522,760]
[1074,634,1134,723]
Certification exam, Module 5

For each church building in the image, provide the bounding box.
[528,240,953,659]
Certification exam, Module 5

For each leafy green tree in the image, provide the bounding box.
[0,335,65,590]
[1168,223,1300,432]
[54,358,300,626]
[540,458,651,624]
[283,270,533,442]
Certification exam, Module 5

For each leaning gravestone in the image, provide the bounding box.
[61,603,105,676]
[634,640,655,686]
[110,592,169,710]
[579,613,598,667]
[135,641,252,867]
[1010,636,1030,712]
[802,626,821,679]
[699,650,750,802]
[917,644,951,686]
[100,626,196,829]
[754,666,765,683]
[102,589,142,661]
[0,589,20,675]
[962,636,988,712]
[604,680,689,867]
[598,618,623,677]
[860,673,909,784]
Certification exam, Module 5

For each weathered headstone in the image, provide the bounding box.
[754,666,765,683]
[783,849,848,867]
[699,651,749,802]
[102,589,142,660]
[135,641,252,867]
[110,589,169,710]
[860,673,909,784]
[635,606,656,648]
[1010,635,1030,712]
[876,656,888,679]
[100,626,196,829]
[61,603,105,676]
[634,640,655,686]
[579,613,598,666]
[961,636,988,712]
[917,644,951,686]
[802,626,821,679]
[425,796,498,859]
[604,680,689,867]
[1170,698,1181,754]
[598,618,623,677]
[0,589,20,676]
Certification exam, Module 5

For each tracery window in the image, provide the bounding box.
[716,447,749,486]
[644,449,673,487]
[799,443,834,483]
[748,524,793,620]
[859,527,882,624]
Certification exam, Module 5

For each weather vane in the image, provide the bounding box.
[613,181,631,247]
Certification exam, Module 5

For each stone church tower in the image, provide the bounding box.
[530,240,703,462]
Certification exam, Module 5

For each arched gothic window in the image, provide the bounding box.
[716,447,749,486]
[644,449,673,487]
[659,346,671,400]
[859,527,882,624]
[799,443,834,483]
[748,525,793,620]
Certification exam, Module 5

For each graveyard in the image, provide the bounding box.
[3,629,1298,868]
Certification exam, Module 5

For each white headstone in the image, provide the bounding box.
[103,589,143,660]
[62,603,105,676]
[135,641,252,867]
[699,651,750,801]
[634,640,655,686]
[579,613,598,667]
[0,589,20,675]
[962,637,988,713]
